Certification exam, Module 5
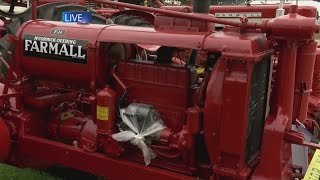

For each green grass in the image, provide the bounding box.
[0,163,107,180]
[0,163,60,180]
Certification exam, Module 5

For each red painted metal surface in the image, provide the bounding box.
[253,6,318,179]
[96,86,117,133]
[117,60,195,132]
[161,4,317,18]
[293,41,318,123]
[154,15,213,32]
[31,0,37,20]
[0,118,10,161]
[312,49,320,98]
[309,50,320,124]
[3,0,86,6]
[95,0,262,30]
[95,86,123,157]
[16,21,110,87]
[19,134,196,180]
[0,1,319,180]
[203,31,271,178]
[253,40,297,179]
[261,6,319,40]
[308,49,320,137]
[95,3,316,25]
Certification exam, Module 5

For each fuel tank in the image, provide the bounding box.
[15,20,110,87]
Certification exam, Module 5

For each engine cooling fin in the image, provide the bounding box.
[245,56,271,164]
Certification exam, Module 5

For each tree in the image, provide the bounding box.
[179,0,188,5]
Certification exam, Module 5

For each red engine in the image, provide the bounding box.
[117,60,197,131]
[0,1,319,180]
[5,19,207,177]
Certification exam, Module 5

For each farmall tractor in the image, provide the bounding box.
[0,0,319,180]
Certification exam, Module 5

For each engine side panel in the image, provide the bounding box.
[118,60,195,132]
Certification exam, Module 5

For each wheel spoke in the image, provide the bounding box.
[8,0,17,14]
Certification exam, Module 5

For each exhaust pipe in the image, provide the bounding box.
[193,0,210,14]
[188,0,210,66]
[31,0,37,20]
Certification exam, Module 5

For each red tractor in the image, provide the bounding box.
[0,0,319,179]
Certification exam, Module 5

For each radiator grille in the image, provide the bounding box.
[244,56,271,164]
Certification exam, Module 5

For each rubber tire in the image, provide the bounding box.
[111,14,151,27]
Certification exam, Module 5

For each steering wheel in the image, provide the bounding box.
[9,0,17,14]
[0,0,29,18]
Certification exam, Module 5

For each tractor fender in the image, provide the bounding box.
[109,10,155,25]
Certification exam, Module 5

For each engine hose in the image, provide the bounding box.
[112,65,128,118]
[186,0,209,67]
